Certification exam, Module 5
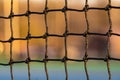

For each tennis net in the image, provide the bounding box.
[0,0,120,80]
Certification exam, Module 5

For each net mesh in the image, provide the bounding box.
[0,0,120,80]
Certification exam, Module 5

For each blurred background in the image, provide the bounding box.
[0,0,120,61]
[0,0,120,80]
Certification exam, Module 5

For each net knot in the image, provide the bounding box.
[104,58,109,62]
[83,31,88,37]
[43,55,48,62]
[8,37,14,42]
[43,7,48,14]
[63,31,68,37]
[26,33,31,39]
[104,55,111,62]
[62,7,67,12]
[45,55,48,59]
[9,12,14,18]
[83,5,89,12]
[9,59,13,65]
[43,58,48,62]
[109,29,112,33]
[25,11,31,16]
[62,56,68,62]
[105,5,111,11]
[25,57,31,64]
[83,54,88,62]
[43,33,48,39]
[106,30,112,37]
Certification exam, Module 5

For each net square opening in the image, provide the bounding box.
[88,10,109,33]
[0,43,10,64]
[30,62,46,80]
[0,66,11,80]
[110,61,120,80]
[110,36,120,58]
[67,11,86,33]
[13,16,28,38]
[68,0,85,10]
[30,14,46,36]
[67,36,85,60]
[48,37,64,59]
[88,0,108,8]
[1,0,10,17]
[13,0,27,14]
[13,63,28,80]
[88,35,107,58]
[29,38,45,60]
[111,0,120,6]
[87,60,108,80]
[67,61,86,80]
[0,19,11,40]
[48,0,65,9]
[111,9,120,34]
[47,61,65,80]
[30,0,45,12]
[47,12,65,35]
[12,40,27,61]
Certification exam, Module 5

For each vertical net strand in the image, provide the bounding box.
[27,0,31,80]
[10,0,14,80]
[44,0,49,80]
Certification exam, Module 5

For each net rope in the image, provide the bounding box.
[0,0,120,80]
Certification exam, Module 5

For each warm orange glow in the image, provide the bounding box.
[0,43,4,54]
[0,0,120,60]
[4,0,20,58]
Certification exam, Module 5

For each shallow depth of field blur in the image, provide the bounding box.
[0,0,120,80]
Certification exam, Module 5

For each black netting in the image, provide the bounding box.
[0,0,120,80]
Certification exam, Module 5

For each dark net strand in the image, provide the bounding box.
[26,0,31,80]
[63,0,68,80]
[0,0,120,80]
[106,0,112,80]
[44,0,49,80]
[10,0,14,80]
[84,0,89,80]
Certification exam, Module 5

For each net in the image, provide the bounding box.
[0,0,120,80]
